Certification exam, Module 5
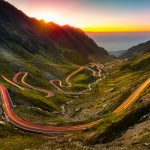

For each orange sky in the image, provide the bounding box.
[6,0,150,32]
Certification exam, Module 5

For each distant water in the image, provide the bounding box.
[86,32,150,51]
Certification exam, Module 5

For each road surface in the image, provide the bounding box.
[50,64,103,94]
[0,63,149,133]
[12,72,53,97]
[0,84,97,133]
[57,66,85,88]
[114,78,150,113]
[0,78,149,133]
[2,75,25,90]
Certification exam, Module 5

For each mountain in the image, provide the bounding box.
[121,40,150,58]
[0,1,150,149]
[0,0,110,65]
[109,50,127,57]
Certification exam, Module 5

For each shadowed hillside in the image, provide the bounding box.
[0,0,110,65]
[121,40,150,58]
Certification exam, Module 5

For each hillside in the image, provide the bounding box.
[0,0,150,150]
[0,50,149,150]
[121,40,150,58]
[0,0,110,65]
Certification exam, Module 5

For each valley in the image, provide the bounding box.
[0,52,150,150]
[1,61,149,133]
[0,1,150,150]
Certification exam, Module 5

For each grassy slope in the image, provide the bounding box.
[65,54,150,121]
[0,52,150,149]
[0,47,78,109]
[83,53,150,143]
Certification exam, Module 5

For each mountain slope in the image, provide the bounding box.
[0,0,110,65]
[122,40,150,58]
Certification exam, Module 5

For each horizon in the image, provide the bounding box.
[5,0,150,32]
[87,31,150,51]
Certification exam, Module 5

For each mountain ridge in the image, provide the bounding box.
[121,40,150,58]
[0,0,110,65]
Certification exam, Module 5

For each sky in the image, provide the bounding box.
[6,0,150,32]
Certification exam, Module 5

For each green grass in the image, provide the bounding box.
[0,48,150,149]
[64,53,150,123]
[86,100,150,144]
[0,133,46,150]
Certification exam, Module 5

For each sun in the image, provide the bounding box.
[33,11,69,25]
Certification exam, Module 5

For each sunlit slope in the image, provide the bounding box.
[83,53,150,144]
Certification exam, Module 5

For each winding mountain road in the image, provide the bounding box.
[12,72,53,97]
[0,84,97,133]
[50,64,103,94]
[11,65,102,95]
[0,78,149,133]
[49,80,89,95]
[2,75,25,90]
[56,66,85,88]
[0,63,149,134]
[114,78,150,113]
